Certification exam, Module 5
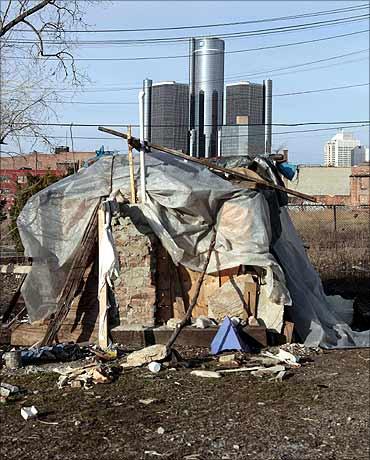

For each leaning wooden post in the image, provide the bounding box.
[98,203,108,349]
[166,229,217,352]
[127,125,136,203]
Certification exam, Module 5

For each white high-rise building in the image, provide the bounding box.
[324,131,360,167]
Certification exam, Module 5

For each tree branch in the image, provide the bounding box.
[0,0,55,37]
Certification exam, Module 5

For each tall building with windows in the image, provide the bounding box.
[225,81,265,126]
[324,131,361,167]
[222,81,270,157]
[141,81,189,153]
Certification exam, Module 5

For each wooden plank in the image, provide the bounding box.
[127,125,136,203]
[244,281,257,318]
[97,127,316,203]
[111,325,267,348]
[283,321,295,344]
[98,205,108,349]
[11,323,98,347]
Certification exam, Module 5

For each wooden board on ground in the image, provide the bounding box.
[111,325,267,348]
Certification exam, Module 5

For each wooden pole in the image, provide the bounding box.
[127,125,136,203]
[97,126,316,203]
[98,204,108,349]
[165,229,217,351]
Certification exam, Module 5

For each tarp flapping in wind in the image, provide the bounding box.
[18,150,369,348]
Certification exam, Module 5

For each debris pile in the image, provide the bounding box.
[55,363,118,389]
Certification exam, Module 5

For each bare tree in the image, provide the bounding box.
[0,0,91,148]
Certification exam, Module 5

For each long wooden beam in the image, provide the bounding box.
[98,126,316,203]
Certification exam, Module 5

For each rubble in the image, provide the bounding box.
[125,345,168,368]
[218,353,237,364]
[250,364,286,378]
[194,316,215,329]
[54,363,115,389]
[21,406,38,420]
[190,370,222,378]
[0,382,20,398]
[139,399,159,405]
[262,349,300,367]
[0,382,21,402]
[166,318,182,329]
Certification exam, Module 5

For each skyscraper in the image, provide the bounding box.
[140,81,189,152]
[222,80,271,157]
[225,81,265,126]
[189,37,225,158]
[324,131,361,167]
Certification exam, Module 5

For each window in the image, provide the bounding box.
[0,175,10,182]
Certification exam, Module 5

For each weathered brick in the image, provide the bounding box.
[112,204,158,327]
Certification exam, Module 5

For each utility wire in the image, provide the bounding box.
[6,124,370,142]
[5,48,369,93]
[4,82,369,106]
[6,28,369,62]
[7,121,370,128]
[8,16,369,56]
[7,15,369,46]
[10,3,368,34]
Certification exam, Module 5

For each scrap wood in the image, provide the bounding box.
[165,229,217,352]
[55,363,114,388]
[39,202,99,347]
[97,126,316,203]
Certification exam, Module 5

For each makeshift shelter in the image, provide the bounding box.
[12,145,370,349]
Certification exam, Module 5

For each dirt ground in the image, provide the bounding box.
[1,348,369,460]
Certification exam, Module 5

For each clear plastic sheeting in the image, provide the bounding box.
[17,149,369,348]
[18,150,289,328]
[273,208,370,349]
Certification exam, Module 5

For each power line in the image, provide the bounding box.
[10,3,368,34]
[7,16,369,57]
[7,28,369,62]
[4,48,369,94]
[5,124,369,142]
[7,121,370,128]
[4,82,369,106]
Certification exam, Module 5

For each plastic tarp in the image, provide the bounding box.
[273,209,370,348]
[17,149,369,348]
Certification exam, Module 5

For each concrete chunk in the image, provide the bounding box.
[126,345,167,367]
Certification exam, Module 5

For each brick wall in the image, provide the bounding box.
[350,164,370,207]
[112,204,157,327]
[0,151,94,170]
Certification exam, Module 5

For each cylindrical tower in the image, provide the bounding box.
[264,79,272,154]
[143,78,152,142]
[191,37,224,158]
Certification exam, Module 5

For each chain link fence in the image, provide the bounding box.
[287,204,370,280]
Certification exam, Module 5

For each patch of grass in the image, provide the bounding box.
[288,207,370,281]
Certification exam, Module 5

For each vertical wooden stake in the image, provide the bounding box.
[127,125,136,203]
[98,205,108,349]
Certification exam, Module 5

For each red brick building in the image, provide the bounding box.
[350,164,370,206]
[0,150,94,212]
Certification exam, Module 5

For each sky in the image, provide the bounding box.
[3,0,370,164]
